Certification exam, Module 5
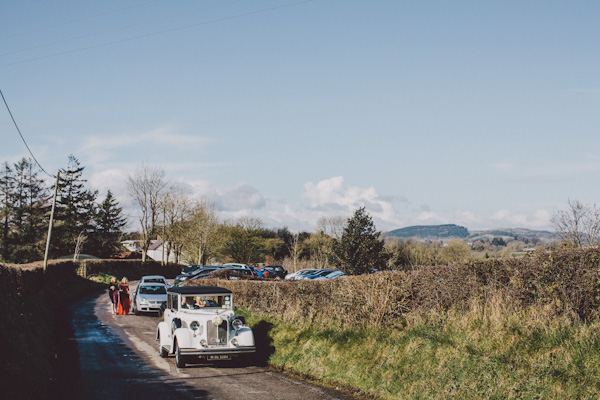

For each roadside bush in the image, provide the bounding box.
[0,258,181,399]
[77,259,182,281]
[0,260,101,399]
[206,248,600,329]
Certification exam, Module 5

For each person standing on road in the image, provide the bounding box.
[117,277,131,315]
[108,276,118,315]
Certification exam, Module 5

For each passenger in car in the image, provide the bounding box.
[182,296,196,309]
[195,296,207,307]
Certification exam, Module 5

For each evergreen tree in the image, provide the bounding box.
[0,162,15,262]
[90,190,127,258]
[332,207,387,275]
[52,155,98,257]
[9,158,49,262]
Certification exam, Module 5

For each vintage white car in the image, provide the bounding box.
[156,286,255,368]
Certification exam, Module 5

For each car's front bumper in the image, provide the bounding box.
[180,346,256,356]
[137,302,165,312]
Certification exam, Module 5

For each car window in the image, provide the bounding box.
[180,294,232,309]
[139,285,167,295]
[194,269,216,277]
[144,278,166,284]
[167,294,177,309]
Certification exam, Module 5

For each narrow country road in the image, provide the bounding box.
[54,287,354,400]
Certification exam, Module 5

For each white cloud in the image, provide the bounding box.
[302,176,403,230]
[78,125,211,165]
[490,159,515,172]
[211,183,266,212]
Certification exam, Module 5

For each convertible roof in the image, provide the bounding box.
[167,286,232,295]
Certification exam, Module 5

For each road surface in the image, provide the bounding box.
[53,286,354,400]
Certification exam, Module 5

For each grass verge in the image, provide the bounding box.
[240,302,600,400]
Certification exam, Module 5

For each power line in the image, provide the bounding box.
[0,0,244,58]
[0,88,54,178]
[2,0,163,40]
[1,0,314,68]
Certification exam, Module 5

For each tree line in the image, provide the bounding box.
[4,158,592,273]
[0,156,126,263]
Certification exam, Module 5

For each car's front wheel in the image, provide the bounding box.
[158,335,168,358]
[175,342,186,368]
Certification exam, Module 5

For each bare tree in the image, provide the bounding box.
[127,165,167,262]
[73,231,86,261]
[316,216,346,239]
[304,231,332,269]
[182,199,223,265]
[289,232,300,272]
[551,199,600,248]
[161,183,191,264]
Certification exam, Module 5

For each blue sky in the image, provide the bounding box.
[2,0,599,233]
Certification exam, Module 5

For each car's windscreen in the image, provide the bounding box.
[144,278,165,284]
[180,294,232,309]
[302,270,319,275]
[193,269,216,277]
[316,270,335,276]
[139,285,167,295]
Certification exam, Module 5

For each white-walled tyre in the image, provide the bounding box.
[158,336,168,358]
[175,342,186,368]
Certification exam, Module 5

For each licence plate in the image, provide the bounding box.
[207,355,231,361]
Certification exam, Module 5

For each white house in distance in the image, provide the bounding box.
[121,240,143,252]
[121,239,177,263]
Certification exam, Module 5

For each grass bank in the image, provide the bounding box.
[203,249,600,399]
[242,299,600,399]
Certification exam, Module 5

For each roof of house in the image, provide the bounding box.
[148,239,164,251]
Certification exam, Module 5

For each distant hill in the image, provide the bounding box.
[468,228,558,243]
[387,224,469,239]
[386,224,557,242]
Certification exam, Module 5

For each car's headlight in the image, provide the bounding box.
[139,298,148,304]
[232,318,243,331]
[190,320,202,332]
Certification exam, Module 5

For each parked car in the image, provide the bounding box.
[140,275,170,287]
[174,266,220,286]
[181,264,202,275]
[175,267,219,286]
[264,265,288,279]
[156,286,255,368]
[249,266,276,279]
[202,267,255,280]
[220,263,253,271]
[132,283,168,315]
[304,270,345,280]
[284,269,320,280]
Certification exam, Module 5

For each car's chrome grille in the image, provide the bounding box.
[207,320,228,346]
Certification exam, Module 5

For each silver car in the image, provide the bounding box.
[132,283,168,315]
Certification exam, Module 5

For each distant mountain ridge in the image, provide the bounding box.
[386,224,557,242]
[387,224,469,238]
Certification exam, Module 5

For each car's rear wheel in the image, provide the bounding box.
[175,342,186,368]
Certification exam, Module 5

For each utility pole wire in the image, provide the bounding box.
[0,0,244,58]
[2,0,163,40]
[0,88,54,178]
[1,0,314,68]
